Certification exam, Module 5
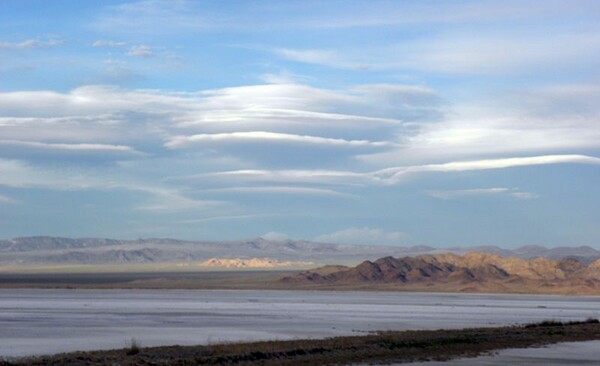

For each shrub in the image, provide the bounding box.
[525,318,599,328]
[126,338,141,356]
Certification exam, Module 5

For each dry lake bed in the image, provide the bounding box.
[1,289,599,360]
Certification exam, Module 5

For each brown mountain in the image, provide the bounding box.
[280,253,600,295]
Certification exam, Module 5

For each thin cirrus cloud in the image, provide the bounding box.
[92,0,595,32]
[0,39,63,49]
[426,188,539,200]
[93,0,212,34]
[373,155,600,184]
[201,186,356,199]
[92,40,127,47]
[0,158,223,213]
[273,29,600,75]
[126,45,154,57]
[314,227,406,245]
[0,194,18,205]
[175,108,401,131]
[293,1,597,29]
[198,169,370,187]
[274,48,367,70]
[202,154,600,187]
[165,131,392,149]
[0,140,141,155]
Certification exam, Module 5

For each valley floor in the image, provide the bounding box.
[1,270,599,295]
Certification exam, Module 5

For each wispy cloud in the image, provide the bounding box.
[293,1,594,29]
[201,154,600,187]
[165,131,391,149]
[0,158,225,213]
[272,29,600,75]
[275,48,370,70]
[199,169,369,187]
[92,0,596,32]
[3,84,598,191]
[202,186,355,198]
[0,194,18,205]
[375,155,600,184]
[179,213,279,224]
[426,188,539,200]
[94,0,212,34]
[126,45,154,57]
[315,227,406,245]
[0,39,63,49]
[92,40,127,47]
[133,188,224,212]
[0,140,141,155]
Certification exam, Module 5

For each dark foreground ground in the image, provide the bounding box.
[3,319,600,366]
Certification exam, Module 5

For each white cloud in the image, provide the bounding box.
[200,154,600,187]
[0,39,63,49]
[92,40,127,47]
[169,83,434,156]
[126,45,154,57]
[0,82,434,162]
[397,31,600,75]
[315,227,406,245]
[176,107,401,130]
[0,82,432,165]
[359,84,600,165]
[165,131,391,149]
[198,169,369,186]
[0,85,197,118]
[2,83,599,207]
[3,81,596,169]
[375,155,600,184]
[0,140,141,155]
[426,188,538,200]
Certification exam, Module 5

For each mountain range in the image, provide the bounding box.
[0,236,599,268]
[280,253,600,295]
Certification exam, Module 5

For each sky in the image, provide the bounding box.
[0,0,599,247]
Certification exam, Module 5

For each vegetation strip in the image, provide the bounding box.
[3,319,600,366]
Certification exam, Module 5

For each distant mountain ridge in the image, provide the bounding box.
[0,236,598,267]
[281,253,600,295]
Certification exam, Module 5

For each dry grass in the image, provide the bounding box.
[125,338,140,356]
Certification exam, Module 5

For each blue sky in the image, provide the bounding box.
[0,0,599,247]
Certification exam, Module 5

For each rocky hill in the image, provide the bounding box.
[280,253,600,295]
